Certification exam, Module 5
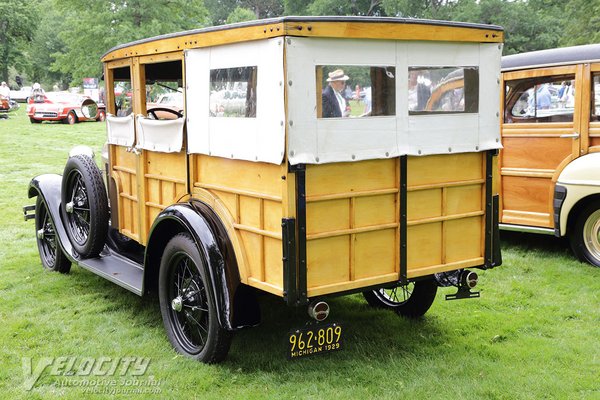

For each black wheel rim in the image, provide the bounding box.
[65,170,91,246]
[37,201,58,268]
[373,283,415,307]
[167,252,210,355]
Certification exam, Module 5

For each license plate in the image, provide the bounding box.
[287,323,343,359]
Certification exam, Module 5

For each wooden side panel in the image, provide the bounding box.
[191,155,286,295]
[305,159,400,297]
[406,152,486,277]
[143,150,188,234]
[111,145,140,241]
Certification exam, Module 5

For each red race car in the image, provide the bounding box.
[26,92,106,124]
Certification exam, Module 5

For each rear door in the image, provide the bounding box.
[500,65,586,229]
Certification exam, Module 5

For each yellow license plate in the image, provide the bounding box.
[288,323,343,359]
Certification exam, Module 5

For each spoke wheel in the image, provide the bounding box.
[159,233,231,363]
[61,154,108,258]
[570,203,600,267]
[35,196,71,273]
[363,279,438,318]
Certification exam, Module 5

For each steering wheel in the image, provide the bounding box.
[147,107,183,120]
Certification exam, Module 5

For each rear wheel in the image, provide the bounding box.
[35,196,71,273]
[96,109,106,122]
[61,154,109,258]
[363,279,438,318]
[570,202,600,267]
[158,233,232,363]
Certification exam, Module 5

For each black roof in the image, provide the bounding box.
[103,16,503,59]
[502,43,600,71]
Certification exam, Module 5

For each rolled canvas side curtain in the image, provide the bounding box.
[136,115,184,153]
[106,113,135,147]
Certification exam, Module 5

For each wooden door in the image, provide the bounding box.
[500,65,586,229]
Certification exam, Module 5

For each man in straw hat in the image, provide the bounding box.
[322,69,350,118]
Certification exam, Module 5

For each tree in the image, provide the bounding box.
[226,7,257,24]
[306,0,384,16]
[561,0,600,46]
[50,0,209,85]
[0,0,36,85]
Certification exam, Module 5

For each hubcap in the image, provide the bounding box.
[583,209,600,260]
[171,296,183,312]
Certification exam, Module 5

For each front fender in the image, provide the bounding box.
[27,174,75,259]
[145,201,259,331]
[556,153,600,235]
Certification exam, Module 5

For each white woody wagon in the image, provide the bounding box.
[25,16,503,363]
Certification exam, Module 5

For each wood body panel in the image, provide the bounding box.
[500,64,588,229]
[191,155,286,295]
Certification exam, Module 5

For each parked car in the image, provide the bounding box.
[26,92,105,124]
[24,16,503,363]
[0,95,19,118]
[10,86,32,102]
[500,43,600,267]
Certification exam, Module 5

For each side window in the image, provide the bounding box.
[144,60,183,120]
[593,74,600,121]
[113,67,132,117]
[505,75,575,123]
[209,66,257,118]
[315,65,395,118]
[409,67,479,114]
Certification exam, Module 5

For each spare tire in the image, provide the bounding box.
[61,154,109,258]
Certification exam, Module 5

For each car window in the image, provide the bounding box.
[409,67,478,114]
[593,74,600,121]
[209,66,257,118]
[505,75,574,123]
[315,65,395,118]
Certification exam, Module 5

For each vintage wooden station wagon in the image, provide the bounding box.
[500,44,600,267]
[25,16,503,362]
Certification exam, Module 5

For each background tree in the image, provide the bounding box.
[0,0,36,86]
[49,0,209,85]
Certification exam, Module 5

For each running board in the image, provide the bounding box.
[78,252,144,296]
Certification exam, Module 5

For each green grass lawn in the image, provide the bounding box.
[0,107,599,399]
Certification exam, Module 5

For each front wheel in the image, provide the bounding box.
[570,202,600,267]
[363,279,438,318]
[158,233,232,363]
[35,196,71,273]
[64,111,77,125]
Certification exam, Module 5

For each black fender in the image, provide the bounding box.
[145,200,260,331]
[27,174,75,261]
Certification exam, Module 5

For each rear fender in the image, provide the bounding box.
[145,201,260,331]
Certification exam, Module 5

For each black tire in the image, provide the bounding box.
[61,154,109,258]
[30,117,41,124]
[569,202,600,267]
[363,279,438,318]
[35,196,71,273]
[158,233,232,363]
[64,111,77,125]
[96,109,106,122]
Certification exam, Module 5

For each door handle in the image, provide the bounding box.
[560,132,580,139]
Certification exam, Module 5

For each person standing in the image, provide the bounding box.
[0,82,10,99]
[322,69,350,118]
